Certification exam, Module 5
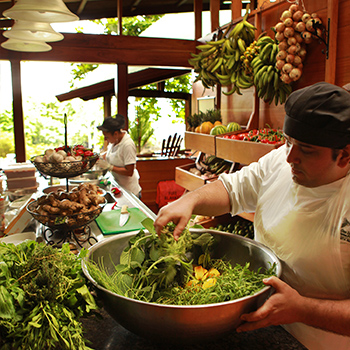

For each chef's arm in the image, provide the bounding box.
[110,163,134,177]
[236,276,350,337]
[154,180,231,239]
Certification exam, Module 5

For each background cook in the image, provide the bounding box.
[97,114,142,198]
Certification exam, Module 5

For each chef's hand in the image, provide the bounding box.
[96,158,113,171]
[154,198,193,240]
[236,277,304,332]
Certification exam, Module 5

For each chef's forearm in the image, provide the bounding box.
[299,296,350,336]
[190,180,231,217]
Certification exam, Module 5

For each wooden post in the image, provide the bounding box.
[325,0,339,84]
[210,0,221,109]
[117,63,129,128]
[103,95,112,118]
[10,59,26,163]
[194,0,203,39]
[117,0,123,35]
[210,0,220,32]
[231,0,242,20]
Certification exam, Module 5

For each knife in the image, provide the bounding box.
[119,205,130,226]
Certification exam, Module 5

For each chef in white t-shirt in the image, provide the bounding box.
[97,114,142,197]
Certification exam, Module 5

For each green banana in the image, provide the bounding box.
[259,43,273,62]
[211,57,223,73]
[200,46,217,58]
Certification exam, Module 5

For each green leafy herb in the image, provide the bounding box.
[86,222,276,305]
[0,241,98,350]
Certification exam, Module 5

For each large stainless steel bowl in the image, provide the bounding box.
[82,229,281,344]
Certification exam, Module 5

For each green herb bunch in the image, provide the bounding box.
[87,219,215,303]
[157,260,276,305]
[0,240,98,350]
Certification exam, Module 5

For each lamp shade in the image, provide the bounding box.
[1,38,52,52]
[3,20,64,42]
[3,0,79,23]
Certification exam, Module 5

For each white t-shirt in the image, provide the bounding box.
[219,145,350,350]
[106,131,141,196]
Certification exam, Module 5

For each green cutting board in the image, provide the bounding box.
[95,208,148,235]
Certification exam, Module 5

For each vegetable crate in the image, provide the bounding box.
[216,129,284,165]
[184,131,216,155]
[175,163,218,191]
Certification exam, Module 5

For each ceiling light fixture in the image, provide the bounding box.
[3,0,79,23]
[1,0,79,52]
[1,37,52,52]
[3,20,64,42]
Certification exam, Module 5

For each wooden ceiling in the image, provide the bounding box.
[0,0,232,25]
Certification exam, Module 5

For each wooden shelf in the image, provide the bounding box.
[216,136,282,165]
[184,131,216,155]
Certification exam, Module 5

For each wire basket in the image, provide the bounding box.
[27,198,106,232]
[30,154,99,178]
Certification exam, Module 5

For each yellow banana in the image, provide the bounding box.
[197,44,215,51]
[237,38,246,53]
[222,85,236,95]
[229,21,244,39]
[206,38,226,46]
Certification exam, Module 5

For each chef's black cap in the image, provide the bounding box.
[283,82,350,148]
[97,114,126,133]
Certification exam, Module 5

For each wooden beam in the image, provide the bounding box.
[10,60,26,163]
[0,33,197,67]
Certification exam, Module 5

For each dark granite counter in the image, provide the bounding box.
[82,309,307,350]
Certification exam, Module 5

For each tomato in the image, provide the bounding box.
[84,150,94,157]
[75,149,84,156]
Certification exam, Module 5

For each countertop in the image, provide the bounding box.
[82,309,307,350]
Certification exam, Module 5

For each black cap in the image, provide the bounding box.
[283,82,350,148]
[97,114,126,133]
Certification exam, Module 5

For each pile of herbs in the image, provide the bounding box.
[86,219,276,305]
[0,240,98,350]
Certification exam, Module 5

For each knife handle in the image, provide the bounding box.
[121,205,128,214]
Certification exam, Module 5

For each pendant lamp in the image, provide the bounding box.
[1,38,52,52]
[3,20,64,42]
[3,0,79,23]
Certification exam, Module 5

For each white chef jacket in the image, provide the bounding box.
[219,145,350,350]
[106,131,142,196]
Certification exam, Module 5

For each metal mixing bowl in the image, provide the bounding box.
[82,229,281,344]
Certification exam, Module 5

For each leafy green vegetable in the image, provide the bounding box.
[86,222,276,305]
[86,222,214,302]
[0,240,98,350]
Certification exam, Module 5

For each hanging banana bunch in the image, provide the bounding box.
[188,9,257,96]
[251,34,292,105]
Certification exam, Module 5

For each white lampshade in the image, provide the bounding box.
[3,20,64,42]
[1,38,52,52]
[3,0,79,23]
